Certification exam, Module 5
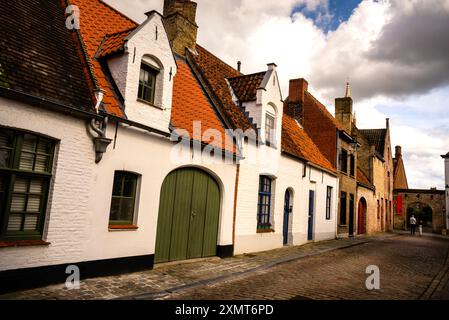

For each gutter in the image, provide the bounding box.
[281,150,338,178]
[0,87,98,120]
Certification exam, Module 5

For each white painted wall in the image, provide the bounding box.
[0,98,237,271]
[233,64,338,255]
[85,122,237,262]
[0,98,95,271]
[108,12,177,134]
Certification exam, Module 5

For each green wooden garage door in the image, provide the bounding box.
[155,168,221,263]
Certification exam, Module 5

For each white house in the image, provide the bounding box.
[0,0,338,293]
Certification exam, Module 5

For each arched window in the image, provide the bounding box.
[138,63,159,104]
[137,55,163,106]
[257,175,272,230]
[265,103,277,147]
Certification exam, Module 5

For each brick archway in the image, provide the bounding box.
[394,189,445,233]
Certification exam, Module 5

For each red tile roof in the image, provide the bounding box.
[282,115,336,173]
[172,59,235,154]
[96,29,134,59]
[228,72,266,102]
[305,91,345,132]
[191,45,255,131]
[70,0,138,117]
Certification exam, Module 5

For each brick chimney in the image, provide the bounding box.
[163,0,198,56]
[286,78,308,124]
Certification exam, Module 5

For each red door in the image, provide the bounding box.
[358,198,366,235]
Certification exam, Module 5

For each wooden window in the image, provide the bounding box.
[0,129,55,240]
[138,63,158,104]
[326,186,332,220]
[341,149,348,174]
[350,155,355,177]
[109,171,139,226]
[257,175,272,229]
[340,191,347,225]
[265,114,276,147]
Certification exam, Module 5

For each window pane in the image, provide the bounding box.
[37,139,51,154]
[13,177,28,193]
[10,194,26,212]
[122,174,137,197]
[22,135,37,152]
[144,86,152,102]
[118,198,134,222]
[138,83,144,100]
[29,179,43,194]
[19,152,34,171]
[7,214,22,231]
[35,154,50,172]
[109,197,121,221]
[26,195,41,212]
[0,149,11,168]
[23,214,38,231]
[112,172,123,196]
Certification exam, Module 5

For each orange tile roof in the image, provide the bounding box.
[172,59,235,154]
[96,29,134,59]
[70,0,138,117]
[282,114,336,173]
[191,45,255,131]
[228,72,266,102]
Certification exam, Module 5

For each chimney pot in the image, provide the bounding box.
[237,61,241,72]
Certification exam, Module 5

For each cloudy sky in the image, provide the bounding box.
[105,0,449,189]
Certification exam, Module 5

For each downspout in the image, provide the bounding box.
[232,163,240,252]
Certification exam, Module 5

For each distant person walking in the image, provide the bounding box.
[410,215,417,236]
[418,220,423,236]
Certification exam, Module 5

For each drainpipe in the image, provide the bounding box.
[232,163,240,252]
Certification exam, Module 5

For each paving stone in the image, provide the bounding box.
[2,232,445,300]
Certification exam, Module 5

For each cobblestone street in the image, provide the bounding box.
[1,233,448,300]
[164,234,449,300]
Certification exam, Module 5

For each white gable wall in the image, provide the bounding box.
[107,13,177,133]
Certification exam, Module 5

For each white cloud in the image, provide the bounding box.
[104,0,448,188]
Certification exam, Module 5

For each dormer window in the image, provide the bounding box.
[138,63,159,104]
[265,113,276,147]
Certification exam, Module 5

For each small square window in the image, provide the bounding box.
[109,171,139,226]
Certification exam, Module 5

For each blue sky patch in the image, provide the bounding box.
[293,0,362,32]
